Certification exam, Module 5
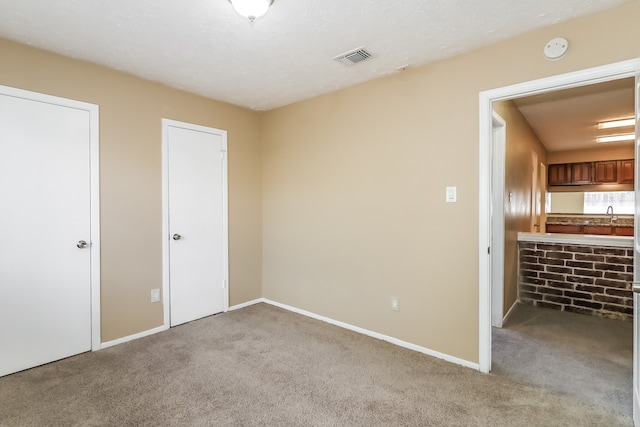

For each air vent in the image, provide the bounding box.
[333,47,373,66]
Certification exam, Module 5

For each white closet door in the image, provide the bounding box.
[164,120,228,327]
[0,91,93,377]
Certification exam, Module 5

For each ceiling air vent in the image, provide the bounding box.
[333,47,373,66]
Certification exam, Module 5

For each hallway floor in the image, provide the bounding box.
[492,303,633,418]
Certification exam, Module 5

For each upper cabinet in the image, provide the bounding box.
[548,163,572,185]
[593,160,617,183]
[548,159,634,186]
[618,159,635,183]
[571,162,592,184]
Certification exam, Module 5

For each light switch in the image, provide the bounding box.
[446,186,457,203]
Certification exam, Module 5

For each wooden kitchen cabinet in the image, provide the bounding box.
[614,227,634,236]
[546,224,582,234]
[548,159,634,186]
[593,161,617,183]
[618,159,635,184]
[571,162,592,184]
[546,223,634,236]
[583,225,613,235]
[548,164,572,185]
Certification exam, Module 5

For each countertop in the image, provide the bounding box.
[546,214,633,228]
[518,232,633,248]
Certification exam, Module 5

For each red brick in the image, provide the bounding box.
[545,266,572,274]
[606,256,633,265]
[521,263,545,271]
[573,299,603,309]
[539,244,563,251]
[521,291,542,301]
[597,279,629,289]
[566,261,593,269]
[573,269,603,278]
[540,272,565,281]
[548,281,573,289]
[604,272,633,282]
[565,291,592,300]
[594,263,625,272]
[563,246,593,254]
[575,284,604,294]
[594,248,626,256]
[574,254,605,262]
[567,276,594,285]
[539,287,563,296]
[594,295,625,305]
[547,252,573,260]
[544,295,572,305]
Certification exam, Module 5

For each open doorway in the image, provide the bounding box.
[478,59,639,416]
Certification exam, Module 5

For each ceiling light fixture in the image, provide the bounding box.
[228,0,274,23]
[598,118,635,129]
[596,134,635,143]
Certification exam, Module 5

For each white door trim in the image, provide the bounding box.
[491,111,506,330]
[161,119,229,328]
[478,58,640,374]
[0,84,101,351]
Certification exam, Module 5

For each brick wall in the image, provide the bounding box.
[519,242,634,321]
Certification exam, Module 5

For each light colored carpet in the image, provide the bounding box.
[0,303,632,426]
[492,303,633,419]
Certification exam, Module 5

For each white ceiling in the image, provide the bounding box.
[0,0,633,111]
[513,77,635,152]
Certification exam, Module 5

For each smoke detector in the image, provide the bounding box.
[544,37,569,60]
[333,47,373,66]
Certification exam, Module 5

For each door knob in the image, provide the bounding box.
[172,234,182,241]
[76,240,88,249]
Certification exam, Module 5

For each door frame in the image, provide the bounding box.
[0,84,101,350]
[161,119,229,328]
[491,111,506,329]
[478,58,640,374]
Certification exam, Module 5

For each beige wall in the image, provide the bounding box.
[493,101,547,316]
[3,1,639,362]
[261,2,640,363]
[0,38,263,342]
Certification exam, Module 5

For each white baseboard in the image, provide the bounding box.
[98,297,480,371]
[262,299,480,371]
[228,298,266,311]
[99,324,169,350]
[503,300,519,325]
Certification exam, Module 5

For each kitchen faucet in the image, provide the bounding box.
[606,205,616,223]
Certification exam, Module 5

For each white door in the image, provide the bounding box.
[530,152,541,233]
[163,119,228,327]
[491,112,505,329]
[633,72,640,426]
[0,87,99,377]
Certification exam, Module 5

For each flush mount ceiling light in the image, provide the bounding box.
[596,134,635,143]
[597,118,635,129]
[228,0,274,23]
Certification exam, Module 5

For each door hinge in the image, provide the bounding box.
[488,246,491,255]
[223,279,227,289]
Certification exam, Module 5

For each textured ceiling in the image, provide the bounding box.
[0,0,633,111]
[514,78,635,152]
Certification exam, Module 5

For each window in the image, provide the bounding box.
[583,191,635,214]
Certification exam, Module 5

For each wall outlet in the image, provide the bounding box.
[391,297,399,311]
[150,288,160,303]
